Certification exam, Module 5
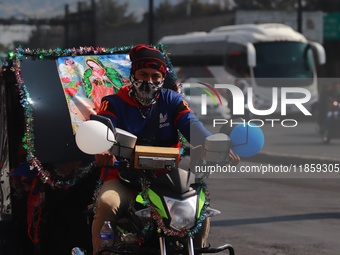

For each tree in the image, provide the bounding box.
[234,0,322,11]
[153,0,229,20]
[96,0,137,28]
[317,0,340,12]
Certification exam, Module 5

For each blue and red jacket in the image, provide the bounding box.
[96,85,211,180]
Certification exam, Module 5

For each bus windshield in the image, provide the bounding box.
[253,41,314,79]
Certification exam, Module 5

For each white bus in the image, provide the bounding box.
[159,23,326,116]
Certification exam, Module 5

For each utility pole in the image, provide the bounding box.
[186,0,192,16]
[91,0,96,46]
[63,0,96,48]
[77,2,83,47]
[64,4,69,48]
[297,0,303,33]
[148,0,154,45]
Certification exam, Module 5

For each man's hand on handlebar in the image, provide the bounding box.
[95,152,116,167]
[229,150,240,166]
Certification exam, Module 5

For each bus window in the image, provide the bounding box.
[253,41,314,79]
[224,43,249,77]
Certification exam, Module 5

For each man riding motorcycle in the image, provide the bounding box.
[92,44,240,254]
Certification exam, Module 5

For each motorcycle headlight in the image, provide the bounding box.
[164,195,197,231]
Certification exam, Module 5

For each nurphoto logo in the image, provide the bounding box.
[190,82,313,128]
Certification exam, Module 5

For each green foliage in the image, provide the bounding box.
[234,0,323,11]
[317,0,340,12]
[151,0,340,20]
[153,0,230,20]
[96,0,137,27]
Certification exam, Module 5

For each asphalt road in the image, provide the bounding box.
[257,117,340,162]
[191,116,340,255]
[205,161,340,255]
[203,116,340,164]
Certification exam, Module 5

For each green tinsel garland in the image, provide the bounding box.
[140,178,210,238]
[10,56,97,189]
[4,44,178,190]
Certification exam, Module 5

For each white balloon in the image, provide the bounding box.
[75,120,115,155]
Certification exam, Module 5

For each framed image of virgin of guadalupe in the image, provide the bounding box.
[0,44,177,255]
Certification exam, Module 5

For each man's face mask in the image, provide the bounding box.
[131,75,164,106]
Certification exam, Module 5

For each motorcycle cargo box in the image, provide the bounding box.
[134,145,180,169]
